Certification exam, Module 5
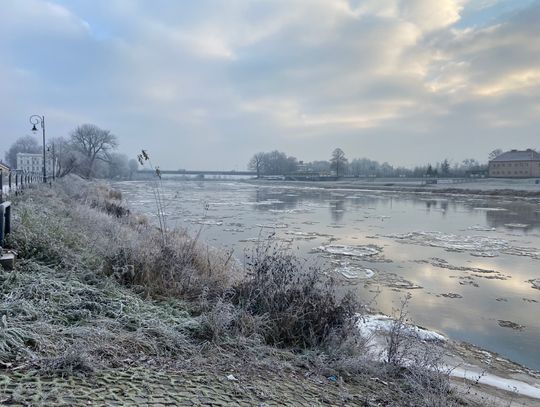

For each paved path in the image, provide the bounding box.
[0,367,369,406]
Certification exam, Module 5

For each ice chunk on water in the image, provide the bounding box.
[317,244,381,258]
[256,223,288,229]
[333,262,375,280]
[467,225,496,232]
[529,278,540,290]
[386,231,509,257]
[504,223,529,229]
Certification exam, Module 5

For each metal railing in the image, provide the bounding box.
[0,201,11,248]
[1,169,42,202]
[0,169,42,250]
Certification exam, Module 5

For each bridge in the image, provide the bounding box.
[137,169,257,176]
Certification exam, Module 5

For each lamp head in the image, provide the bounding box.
[31,124,38,133]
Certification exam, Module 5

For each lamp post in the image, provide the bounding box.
[29,115,46,183]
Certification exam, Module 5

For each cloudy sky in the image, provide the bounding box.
[1,0,539,170]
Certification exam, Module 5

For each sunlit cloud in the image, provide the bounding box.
[0,0,539,169]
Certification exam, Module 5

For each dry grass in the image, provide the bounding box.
[0,177,480,406]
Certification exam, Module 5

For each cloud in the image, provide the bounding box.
[0,0,539,169]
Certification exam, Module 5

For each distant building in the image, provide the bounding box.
[0,162,10,173]
[488,149,540,178]
[16,152,54,175]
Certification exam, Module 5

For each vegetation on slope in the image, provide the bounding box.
[0,177,477,406]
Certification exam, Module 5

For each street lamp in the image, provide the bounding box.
[29,115,46,183]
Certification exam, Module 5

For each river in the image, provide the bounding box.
[114,180,540,371]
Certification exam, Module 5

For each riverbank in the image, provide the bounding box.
[1,177,538,406]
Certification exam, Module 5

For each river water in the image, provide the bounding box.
[115,180,540,371]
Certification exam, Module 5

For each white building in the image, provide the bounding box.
[16,153,54,175]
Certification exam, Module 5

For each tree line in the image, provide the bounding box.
[4,124,138,179]
[248,148,505,178]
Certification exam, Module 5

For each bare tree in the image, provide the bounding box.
[488,148,503,161]
[50,137,79,178]
[70,124,118,178]
[330,148,347,177]
[248,152,265,178]
[4,135,41,168]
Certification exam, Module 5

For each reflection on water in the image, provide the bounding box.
[115,180,540,371]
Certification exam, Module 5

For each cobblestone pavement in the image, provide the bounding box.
[0,367,369,406]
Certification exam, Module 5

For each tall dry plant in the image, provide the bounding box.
[137,150,168,244]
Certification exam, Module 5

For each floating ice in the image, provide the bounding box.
[529,278,540,290]
[385,231,540,260]
[333,262,375,280]
[473,207,508,212]
[192,219,223,226]
[285,231,321,240]
[467,225,496,232]
[256,223,288,229]
[386,231,509,256]
[504,223,529,229]
[317,244,381,258]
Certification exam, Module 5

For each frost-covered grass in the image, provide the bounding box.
[0,177,488,406]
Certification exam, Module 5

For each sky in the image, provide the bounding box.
[1,0,539,170]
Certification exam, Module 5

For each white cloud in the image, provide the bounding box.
[1,0,539,169]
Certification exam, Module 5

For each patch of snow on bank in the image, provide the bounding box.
[357,316,540,400]
[451,367,540,400]
[356,314,446,343]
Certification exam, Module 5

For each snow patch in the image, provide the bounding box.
[357,314,446,343]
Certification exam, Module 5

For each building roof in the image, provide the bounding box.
[0,162,10,171]
[490,149,540,162]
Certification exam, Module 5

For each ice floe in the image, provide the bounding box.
[317,244,381,258]
[385,231,540,260]
[528,278,540,290]
[504,223,529,229]
[256,223,288,229]
[332,262,375,280]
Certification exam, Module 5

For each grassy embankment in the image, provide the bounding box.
[0,177,480,406]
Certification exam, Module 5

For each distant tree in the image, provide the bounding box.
[306,160,331,173]
[462,158,480,170]
[330,148,347,177]
[426,164,434,177]
[128,158,139,180]
[107,153,130,179]
[4,135,41,168]
[441,159,451,177]
[488,149,503,161]
[248,150,297,176]
[248,152,266,178]
[70,124,118,178]
[50,137,79,178]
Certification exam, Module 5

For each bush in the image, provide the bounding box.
[231,242,359,349]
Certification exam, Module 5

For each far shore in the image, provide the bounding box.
[243,177,540,198]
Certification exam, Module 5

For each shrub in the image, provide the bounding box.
[231,242,359,349]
